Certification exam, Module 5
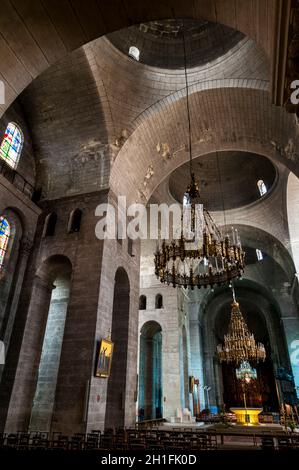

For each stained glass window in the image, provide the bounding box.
[0,122,23,169]
[0,217,10,269]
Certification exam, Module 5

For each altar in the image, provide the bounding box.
[230,407,263,425]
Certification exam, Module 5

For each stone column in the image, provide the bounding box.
[1,237,33,351]
[144,338,154,419]
[189,305,205,411]
[5,276,54,432]
[161,311,181,420]
[124,286,139,427]
[276,289,299,400]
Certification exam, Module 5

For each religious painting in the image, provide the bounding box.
[95,338,114,378]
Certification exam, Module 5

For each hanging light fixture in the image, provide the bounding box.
[236,361,257,383]
[154,24,245,289]
[217,289,266,364]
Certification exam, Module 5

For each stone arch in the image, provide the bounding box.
[201,281,291,412]
[43,212,57,237]
[138,320,162,420]
[0,209,24,359]
[0,1,280,117]
[67,208,82,233]
[29,255,72,432]
[229,224,296,282]
[110,88,299,204]
[105,267,130,429]
[3,254,72,433]
[155,293,163,309]
[139,294,147,310]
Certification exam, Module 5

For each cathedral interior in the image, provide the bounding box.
[0,0,299,459]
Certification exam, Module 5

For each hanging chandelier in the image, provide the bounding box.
[217,294,266,364]
[154,24,245,290]
[236,361,257,383]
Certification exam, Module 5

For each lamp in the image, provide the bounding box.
[217,289,266,364]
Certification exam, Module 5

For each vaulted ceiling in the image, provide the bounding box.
[0,0,290,117]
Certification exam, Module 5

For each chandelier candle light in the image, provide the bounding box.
[217,292,266,365]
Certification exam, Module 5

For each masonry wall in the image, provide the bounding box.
[1,190,107,433]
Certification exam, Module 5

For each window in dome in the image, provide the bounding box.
[256,249,263,261]
[257,180,267,196]
[129,46,140,61]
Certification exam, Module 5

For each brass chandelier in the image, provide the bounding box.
[217,293,266,364]
[154,24,245,290]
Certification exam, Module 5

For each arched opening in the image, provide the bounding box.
[29,255,72,432]
[0,209,23,356]
[202,284,292,414]
[0,217,10,270]
[139,295,146,310]
[216,302,278,412]
[256,248,263,261]
[155,294,163,309]
[128,238,134,257]
[67,208,82,233]
[138,321,162,421]
[257,179,267,196]
[43,212,57,237]
[105,268,130,429]
[181,326,189,409]
[0,122,23,169]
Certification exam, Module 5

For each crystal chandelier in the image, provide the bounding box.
[154,24,245,290]
[217,293,266,364]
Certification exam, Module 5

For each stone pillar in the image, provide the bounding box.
[124,286,139,427]
[144,338,153,419]
[5,276,54,432]
[189,307,205,411]
[0,236,33,384]
[277,290,299,400]
[161,313,181,419]
[29,277,70,432]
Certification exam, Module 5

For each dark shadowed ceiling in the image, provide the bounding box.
[107,19,244,69]
[169,152,277,211]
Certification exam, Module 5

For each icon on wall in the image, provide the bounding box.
[95,338,114,378]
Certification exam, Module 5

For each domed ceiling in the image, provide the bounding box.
[107,19,244,69]
[169,152,277,211]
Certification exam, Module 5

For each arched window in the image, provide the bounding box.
[257,180,267,196]
[183,193,189,206]
[0,122,23,169]
[129,46,140,61]
[155,293,163,309]
[68,208,82,233]
[139,295,147,310]
[128,237,134,256]
[43,212,57,237]
[256,249,263,261]
[0,216,10,268]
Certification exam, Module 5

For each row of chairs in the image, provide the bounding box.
[0,428,217,451]
[260,435,299,451]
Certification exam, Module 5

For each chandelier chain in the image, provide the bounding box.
[182,20,193,178]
